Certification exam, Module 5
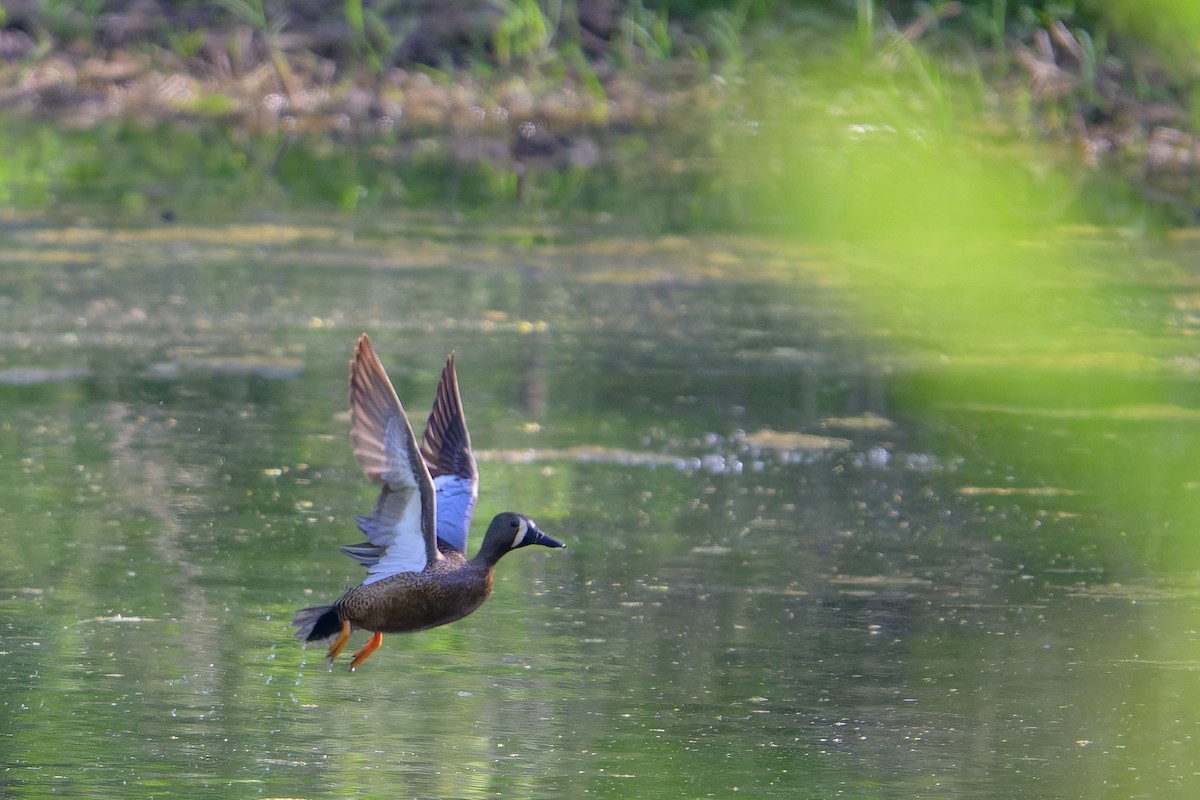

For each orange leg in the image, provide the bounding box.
[349,631,383,671]
[325,619,352,668]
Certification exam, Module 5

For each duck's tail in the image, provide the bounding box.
[291,604,342,643]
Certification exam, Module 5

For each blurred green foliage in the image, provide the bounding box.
[0,1,1196,228]
[1,1,1195,76]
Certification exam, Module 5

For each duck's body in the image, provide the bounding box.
[339,550,489,633]
[292,335,564,670]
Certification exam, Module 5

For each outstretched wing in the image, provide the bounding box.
[420,352,478,554]
[343,334,439,584]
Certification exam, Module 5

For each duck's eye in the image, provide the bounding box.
[509,518,520,528]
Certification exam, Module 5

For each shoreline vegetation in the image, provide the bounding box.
[0,1,1197,228]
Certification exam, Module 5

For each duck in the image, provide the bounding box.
[292,334,565,671]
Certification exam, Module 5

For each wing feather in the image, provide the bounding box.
[345,334,439,582]
[420,352,479,553]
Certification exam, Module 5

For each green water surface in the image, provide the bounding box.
[1,217,1198,798]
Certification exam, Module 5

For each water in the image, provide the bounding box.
[2,218,1199,798]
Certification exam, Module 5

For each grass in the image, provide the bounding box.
[0,2,1196,228]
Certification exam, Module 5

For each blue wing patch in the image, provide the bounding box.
[434,473,477,553]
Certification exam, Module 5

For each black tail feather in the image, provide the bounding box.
[291,605,342,642]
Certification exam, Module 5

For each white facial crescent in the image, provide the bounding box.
[511,516,528,549]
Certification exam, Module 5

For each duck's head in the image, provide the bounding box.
[476,512,565,565]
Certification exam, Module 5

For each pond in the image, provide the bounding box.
[1,215,1199,798]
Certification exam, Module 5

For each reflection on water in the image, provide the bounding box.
[2,221,1199,798]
